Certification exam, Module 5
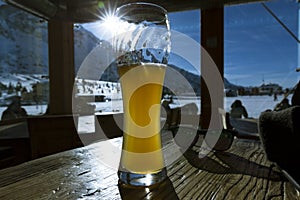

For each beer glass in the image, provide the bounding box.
[113,2,171,186]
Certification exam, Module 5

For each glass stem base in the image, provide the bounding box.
[118,168,167,187]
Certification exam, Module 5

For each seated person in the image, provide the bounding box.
[1,96,28,121]
[274,98,291,111]
[229,99,248,119]
[259,84,300,190]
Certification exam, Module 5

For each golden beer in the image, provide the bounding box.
[118,63,166,173]
[114,2,170,186]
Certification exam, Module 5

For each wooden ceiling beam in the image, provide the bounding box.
[5,0,267,23]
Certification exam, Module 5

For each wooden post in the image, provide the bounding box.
[200,7,224,129]
[48,20,75,114]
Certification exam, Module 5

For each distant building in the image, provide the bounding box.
[258,83,282,95]
[224,89,238,97]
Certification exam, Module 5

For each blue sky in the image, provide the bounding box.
[168,0,299,88]
[83,0,299,88]
[2,0,299,88]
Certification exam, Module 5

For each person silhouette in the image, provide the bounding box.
[230,99,248,119]
[274,98,291,111]
[1,96,28,120]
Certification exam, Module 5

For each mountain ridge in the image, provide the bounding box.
[0,3,241,96]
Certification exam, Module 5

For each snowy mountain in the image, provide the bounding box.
[0,3,239,97]
[0,4,99,75]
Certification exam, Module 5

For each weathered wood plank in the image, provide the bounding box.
[285,181,300,200]
[0,136,300,199]
[170,139,285,200]
[0,146,118,199]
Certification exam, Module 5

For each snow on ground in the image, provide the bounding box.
[225,95,291,118]
[0,94,291,120]
[167,94,290,119]
[0,73,47,91]
[0,74,290,119]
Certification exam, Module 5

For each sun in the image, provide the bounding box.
[101,14,121,36]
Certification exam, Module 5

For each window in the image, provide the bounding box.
[224,0,299,117]
[0,0,49,120]
[74,9,201,115]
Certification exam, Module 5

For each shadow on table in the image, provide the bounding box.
[183,148,282,181]
[118,177,179,200]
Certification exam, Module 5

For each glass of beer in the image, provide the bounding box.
[113,2,171,186]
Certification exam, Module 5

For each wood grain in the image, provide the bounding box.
[0,133,299,199]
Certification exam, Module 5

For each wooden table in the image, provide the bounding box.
[0,121,30,167]
[0,130,299,200]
